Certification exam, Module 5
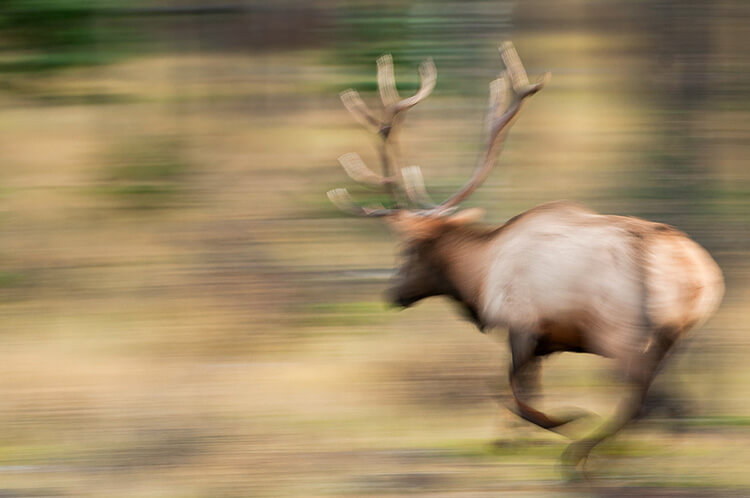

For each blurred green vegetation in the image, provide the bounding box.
[0,0,117,72]
[98,136,191,209]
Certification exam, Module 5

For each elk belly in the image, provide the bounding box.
[481,221,647,358]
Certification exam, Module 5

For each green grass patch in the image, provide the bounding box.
[0,443,76,464]
[96,136,191,210]
[682,415,750,428]
[296,301,389,328]
[0,270,30,289]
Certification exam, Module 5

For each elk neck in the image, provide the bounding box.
[424,224,497,330]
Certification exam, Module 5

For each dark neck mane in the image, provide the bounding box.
[426,224,497,330]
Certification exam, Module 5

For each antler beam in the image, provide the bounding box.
[425,42,549,213]
[328,55,437,216]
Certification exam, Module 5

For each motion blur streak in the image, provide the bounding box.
[0,1,747,496]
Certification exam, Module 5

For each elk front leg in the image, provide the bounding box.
[508,329,585,433]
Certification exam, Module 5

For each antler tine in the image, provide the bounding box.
[391,58,437,115]
[377,54,400,108]
[401,165,437,208]
[500,41,550,97]
[485,72,509,133]
[340,89,380,133]
[429,41,548,214]
[326,188,394,217]
[338,153,394,188]
[499,41,529,93]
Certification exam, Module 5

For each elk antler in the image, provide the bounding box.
[328,55,437,216]
[422,42,549,214]
[328,42,548,218]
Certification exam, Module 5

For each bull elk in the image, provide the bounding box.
[326,42,724,474]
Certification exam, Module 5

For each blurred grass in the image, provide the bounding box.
[0,1,746,497]
[96,136,191,209]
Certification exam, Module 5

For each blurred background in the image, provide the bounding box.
[0,0,748,496]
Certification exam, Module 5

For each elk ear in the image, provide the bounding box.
[445,208,485,226]
[384,211,444,240]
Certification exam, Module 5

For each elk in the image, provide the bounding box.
[326,42,724,474]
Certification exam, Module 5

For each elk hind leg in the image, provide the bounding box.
[561,331,677,474]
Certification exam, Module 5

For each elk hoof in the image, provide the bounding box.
[560,439,595,480]
[560,461,592,483]
[504,403,593,438]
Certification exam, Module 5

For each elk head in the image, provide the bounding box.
[327,42,549,310]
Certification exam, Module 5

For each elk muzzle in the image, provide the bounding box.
[384,285,415,308]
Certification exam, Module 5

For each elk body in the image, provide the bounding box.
[327,43,724,473]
